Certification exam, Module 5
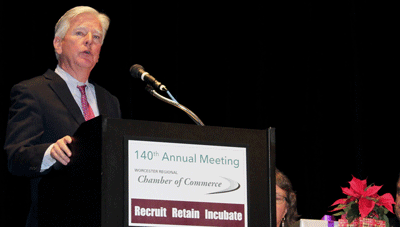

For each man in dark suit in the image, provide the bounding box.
[4,6,120,226]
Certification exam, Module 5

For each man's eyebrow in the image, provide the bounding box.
[74,26,102,35]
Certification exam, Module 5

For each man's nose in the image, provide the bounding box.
[84,33,94,46]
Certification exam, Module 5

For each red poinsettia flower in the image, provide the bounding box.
[330,176,395,219]
[343,176,383,218]
[376,193,395,213]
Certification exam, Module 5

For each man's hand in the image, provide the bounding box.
[50,136,73,165]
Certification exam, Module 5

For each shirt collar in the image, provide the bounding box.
[55,65,89,87]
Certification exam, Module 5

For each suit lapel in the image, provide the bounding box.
[93,83,108,117]
[44,70,86,125]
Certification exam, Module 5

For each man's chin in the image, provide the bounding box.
[76,59,96,69]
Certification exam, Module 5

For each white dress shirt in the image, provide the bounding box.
[40,66,100,172]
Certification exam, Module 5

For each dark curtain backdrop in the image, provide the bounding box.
[1,1,397,226]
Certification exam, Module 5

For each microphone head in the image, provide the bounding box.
[130,64,145,79]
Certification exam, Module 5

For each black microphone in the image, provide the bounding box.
[130,64,167,91]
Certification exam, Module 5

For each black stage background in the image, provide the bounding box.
[0,2,397,226]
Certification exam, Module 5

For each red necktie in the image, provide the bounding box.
[77,85,95,121]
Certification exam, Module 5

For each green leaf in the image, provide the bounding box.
[383,207,389,215]
[384,215,390,227]
[375,206,384,218]
[333,211,345,216]
[346,203,360,224]
[343,202,355,213]
[347,215,357,224]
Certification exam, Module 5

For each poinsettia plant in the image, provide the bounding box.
[330,176,395,226]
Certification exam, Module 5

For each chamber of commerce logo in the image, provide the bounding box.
[208,177,240,194]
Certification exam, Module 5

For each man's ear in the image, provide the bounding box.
[53,36,63,56]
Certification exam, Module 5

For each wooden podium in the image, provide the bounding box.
[38,116,276,226]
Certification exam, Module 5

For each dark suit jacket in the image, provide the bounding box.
[4,69,121,226]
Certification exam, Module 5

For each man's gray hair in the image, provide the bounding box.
[54,6,110,59]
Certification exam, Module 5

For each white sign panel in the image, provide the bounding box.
[127,139,248,227]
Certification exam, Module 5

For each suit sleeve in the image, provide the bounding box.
[4,83,51,177]
[114,95,121,118]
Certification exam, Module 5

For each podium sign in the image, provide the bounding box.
[39,117,276,226]
[127,139,248,226]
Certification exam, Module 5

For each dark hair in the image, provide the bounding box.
[276,168,300,227]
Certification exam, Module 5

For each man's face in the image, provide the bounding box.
[54,13,103,71]
[396,178,400,220]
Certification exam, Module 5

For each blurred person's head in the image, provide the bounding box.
[276,169,299,227]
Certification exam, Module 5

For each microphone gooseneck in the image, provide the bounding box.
[145,85,205,126]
